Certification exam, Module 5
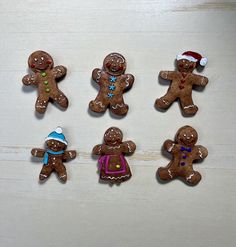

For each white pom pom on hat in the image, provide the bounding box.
[55,126,63,134]
[200,57,208,66]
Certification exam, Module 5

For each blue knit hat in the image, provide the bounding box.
[45,127,68,145]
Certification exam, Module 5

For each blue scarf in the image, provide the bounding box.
[43,150,64,165]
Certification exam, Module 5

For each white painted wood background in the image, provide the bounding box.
[0,0,236,246]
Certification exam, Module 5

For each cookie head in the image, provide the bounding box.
[103,53,126,75]
[104,127,123,146]
[28,51,54,71]
[46,139,66,152]
[176,126,198,147]
[177,59,196,73]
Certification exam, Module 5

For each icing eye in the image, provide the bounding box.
[51,142,54,144]
[183,134,187,137]
[34,58,38,62]
[41,57,44,61]
[191,134,194,137]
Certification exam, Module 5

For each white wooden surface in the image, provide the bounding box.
[0,1,236,246]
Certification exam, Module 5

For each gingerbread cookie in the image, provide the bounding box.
[89,53,135,116]
[22,51,68,113]
[31,127,76,182]
[92,127,136,184]
[157,126,208,186]
[155,51,208,115]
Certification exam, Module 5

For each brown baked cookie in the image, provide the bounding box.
[89,53,135,116]
[92,127,136,184]
[155,51,208,115]
[157,125,208,186]
[22,50,68,114]
[31,127,76,182]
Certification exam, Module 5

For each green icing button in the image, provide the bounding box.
[45,88,50,93]
[44,81,48,85]
[41,72,47,77]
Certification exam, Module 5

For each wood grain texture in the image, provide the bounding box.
[0,0,236,246]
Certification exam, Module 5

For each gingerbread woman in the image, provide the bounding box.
[157,126,208,186]
[31,127,76,182]
[89,53,135,116]
[155,51,208,115]
[22,50,68,114]
[92,127,136,184]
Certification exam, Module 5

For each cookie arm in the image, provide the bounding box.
[92,68,102,84]
[31,148,45,158]
[192,75,208,86]
[159,71,175,80]
[120,74,135,91]
[52,66,67,79]
[22,74,38,86]
[92,144,107,155]
[194,145,208,160]
[163,140,176,153]
[62,150,76,160]
[122,141,136,154]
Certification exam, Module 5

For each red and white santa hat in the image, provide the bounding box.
[176,51,207,66]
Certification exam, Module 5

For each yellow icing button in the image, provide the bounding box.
[44,80,48,85]
[45,88,50,93]
[116,165,121,169]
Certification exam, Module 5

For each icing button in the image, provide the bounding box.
[45,88,50,93]
[182,155,187,159]
[180,162,185,166]
[107,93,114,98]
[109,76,117,83]
[108,85,116,91]
[116,165,121,169]
[44,81,48,85]
[41,72,47,77]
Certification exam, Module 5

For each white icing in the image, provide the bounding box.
[111,103,124,109]
[127,142,131,152]
[198,148,203,159]
[101,174,130,180]
[95,101,105,108]
[184,105,195,109]
[168,143,175,152]
[125,75,130,87]
[96,70,101,83]
[40,174,47,178]
[186,173,194,181]
[168,169,173,178]
[162,99,169,105]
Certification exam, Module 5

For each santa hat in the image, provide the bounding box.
[45,127,68,145]
[176,51,207,66]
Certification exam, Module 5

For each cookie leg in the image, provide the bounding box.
[89,94,108,113]
[180,95,198,115]
[184,171,202,186]
[39,164,53,181]
[51,90,69,109]
[54,163,67,182]
[35,96,49,114]
[110,98,129,115]
[157,167,175,181]
[155,93,177,109]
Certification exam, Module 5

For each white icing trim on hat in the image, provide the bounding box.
[55,126,63,134]
[176,54,198,62]
[45,137,68,145]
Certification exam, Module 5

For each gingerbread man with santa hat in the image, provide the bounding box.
[155,51,208,115]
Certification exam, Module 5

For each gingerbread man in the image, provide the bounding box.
[31,127,76,182]
[22,50,68,114]
[155,51,208,115]
[157,126,208,186]
[89,53,135,116]
[92,127,136,184]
